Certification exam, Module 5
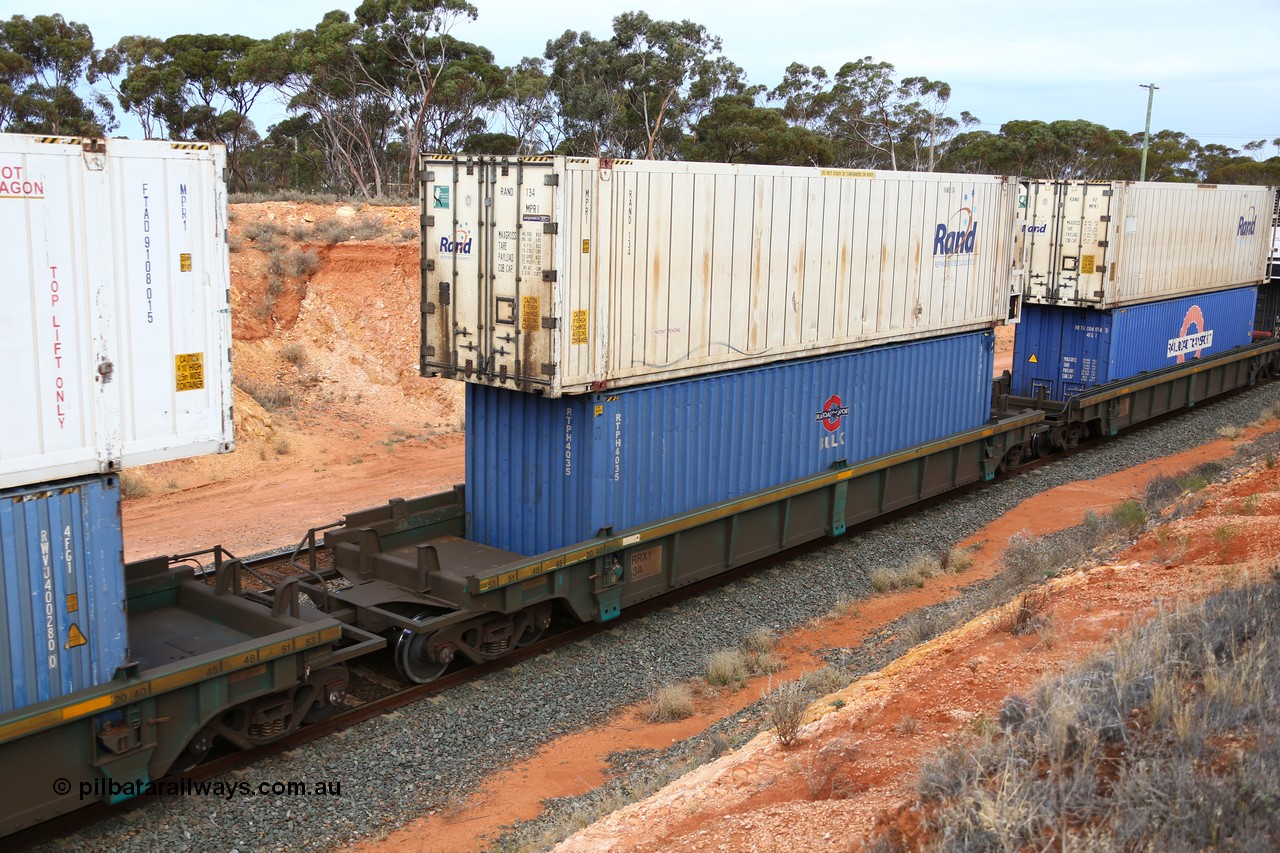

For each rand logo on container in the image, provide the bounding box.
[1237,207,1258,237]
[933,200,977,266]
[1166,305,1213,363]
[815,394,850,449]
[440,226,473,259]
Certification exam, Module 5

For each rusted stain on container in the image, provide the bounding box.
[421,156,1019,395]
[1021,179,1273,308]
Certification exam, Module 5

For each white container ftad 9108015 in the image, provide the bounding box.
[1018,179,1275,309]
[420,155,1022,397]
[0,134,233,490]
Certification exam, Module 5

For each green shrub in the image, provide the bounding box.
[1109,499,1147,535]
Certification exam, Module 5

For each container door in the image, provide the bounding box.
[0,137,115,490]
[1029,378,1056,400]
[1023,181,1113,307]
[1062,381,1088,398]
[420,156,560,392]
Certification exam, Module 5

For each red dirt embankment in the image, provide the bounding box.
[123,202,464,560]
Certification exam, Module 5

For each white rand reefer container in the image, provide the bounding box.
[0,134,233,490]
[420,155,1022,396]
[1019,179,1275,308]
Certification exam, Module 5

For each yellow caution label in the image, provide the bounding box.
[582,239,590,254]
[1029,354,1039,363]
[820,168,876,180]
[521,296,541,333]
[572,309,589,345]
[594,404,604,417]
[180,252,192,272]
[1080,255,1096,275]
[66,623,87,649]
[66,593,78,613]
[175,352,205,392]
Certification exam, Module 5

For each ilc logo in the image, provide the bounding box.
[1238,206,1258,237]
[815,394,850,448]
[934,206,977,256]
[1166,304,1213,363]
[440,227,473,257]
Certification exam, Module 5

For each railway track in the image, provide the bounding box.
[14,391,1225,850]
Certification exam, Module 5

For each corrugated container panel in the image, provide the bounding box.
[0,475,127,714]
[467,330,996,555]
[1019,180,1273,308]
[423,155,1020,396]
[1011,286,1257,400]
[0,133,233,490]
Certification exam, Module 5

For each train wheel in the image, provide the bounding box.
[171,727,216,773]
[1033,431,1054,459]
[514,604,553,648]
[999,442,1026,473]
[395,614,453,684]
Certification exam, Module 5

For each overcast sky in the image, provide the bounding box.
[26,0,1280,153]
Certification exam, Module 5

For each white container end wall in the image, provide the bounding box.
[0,134,234,490]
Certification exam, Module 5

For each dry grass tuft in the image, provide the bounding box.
[647,683,695,722]
[995,587,1052,635]
[767,679,808,746]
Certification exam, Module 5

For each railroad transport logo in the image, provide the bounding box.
[1167,305,1212,363]
[815,394,849,433]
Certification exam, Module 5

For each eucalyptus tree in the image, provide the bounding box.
[769,57,967,171]
[0,14,113,134]
[351,0,502,180]
[546,12,745,159]
[681,93,833,166]
[90,36,185,139]
[264,11,395,195]
[495,57,562,154]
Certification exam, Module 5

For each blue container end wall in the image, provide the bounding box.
[0,476,128,714]
[467,331,996,556]
[1011,286,1258,400]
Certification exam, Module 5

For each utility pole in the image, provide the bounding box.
[1139,83,1158,181]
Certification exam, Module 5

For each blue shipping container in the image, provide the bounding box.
[1011,286,1258,401]
[467,331,996,556]
[0,476,128,714]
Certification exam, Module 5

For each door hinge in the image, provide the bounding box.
[543,222,558,235]
[544,173,559,186]
[542,317,559,330]
[542,269,558,282]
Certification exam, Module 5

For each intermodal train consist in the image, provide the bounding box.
[1,135,1277,835]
